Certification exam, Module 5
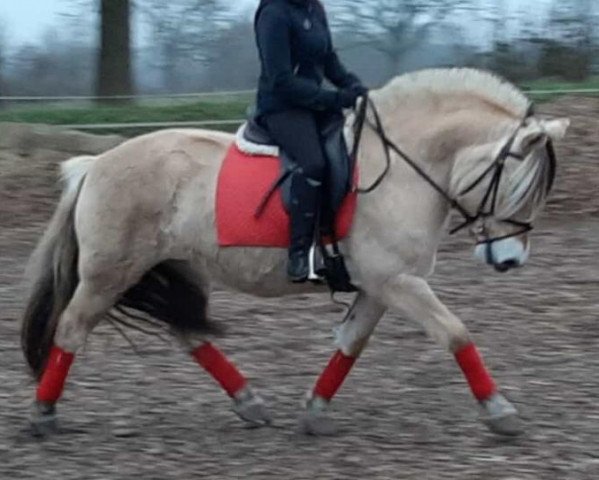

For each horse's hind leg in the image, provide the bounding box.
[170,263,271,427]
[378,274,523,437]
[157,261,270,426]
[300,292,386,436]
[179,335,272,428]
[32,281,121,436]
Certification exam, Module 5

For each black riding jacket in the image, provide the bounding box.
[254,0,361,116]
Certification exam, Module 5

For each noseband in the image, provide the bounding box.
[353,96,557,247]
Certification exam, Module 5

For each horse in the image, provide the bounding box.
[21,68,570,438]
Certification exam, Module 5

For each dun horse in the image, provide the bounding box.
[22,68,569,437]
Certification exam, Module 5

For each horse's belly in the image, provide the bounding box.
[208,247,326,298]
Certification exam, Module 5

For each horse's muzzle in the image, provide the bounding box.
[493,259,519,273]
[474,237,529,271]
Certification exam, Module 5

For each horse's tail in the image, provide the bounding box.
[21,155,94,379]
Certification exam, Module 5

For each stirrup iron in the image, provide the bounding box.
[308,243,325,283]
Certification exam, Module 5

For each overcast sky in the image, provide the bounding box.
[0,0,550,47]
[0,0,70,44]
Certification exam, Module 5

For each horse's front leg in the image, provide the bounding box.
[301,292,386,435]
[379,274,523,437]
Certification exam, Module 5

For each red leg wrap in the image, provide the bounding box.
[192,343,247,397]
[455,343,497,402]
[313,350,357,401]
[36,345,75,404]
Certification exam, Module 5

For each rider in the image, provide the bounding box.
[254,0,367,283]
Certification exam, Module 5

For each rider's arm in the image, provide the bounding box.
[324,49,361,89]
[256,5,341,111]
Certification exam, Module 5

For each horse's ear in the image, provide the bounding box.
[517,117,570,154]
[542,118,570,142]
[518,127,547,154]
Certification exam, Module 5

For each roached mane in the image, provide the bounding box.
[376,67,530,118]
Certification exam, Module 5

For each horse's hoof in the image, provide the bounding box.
[480,393,524,437]
[299,411,339,436]
[299,396,339,436]
[233,388,272,428]
[30,402,59,438]
[484,413,524,437]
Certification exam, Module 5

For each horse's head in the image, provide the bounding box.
[451,116,570,272]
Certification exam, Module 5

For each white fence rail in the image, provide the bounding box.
[1,87,597,103]
[1,87,597,131]
[523,87,599,95]
[57,119,246,130]
[0,90,255,102]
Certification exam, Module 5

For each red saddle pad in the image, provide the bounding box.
[216,145,358,248]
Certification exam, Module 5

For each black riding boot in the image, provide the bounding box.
[288,174,321,282]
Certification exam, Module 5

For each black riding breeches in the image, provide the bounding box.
[263,108,338,247]
[263,109,328,183]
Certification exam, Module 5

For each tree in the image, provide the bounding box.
[199,18,259,90]
[96,0,134,102]
[328,0,473,76]
[140,0,232,92]
[7,34,96,96]
[534,0,597,80]
[0,19,7,108]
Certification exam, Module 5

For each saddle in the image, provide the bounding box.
[233,114,358,292]
[238,114,356,229]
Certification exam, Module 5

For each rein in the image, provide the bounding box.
[352,94,553,245]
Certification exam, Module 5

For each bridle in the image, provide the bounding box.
[352,94,557,250]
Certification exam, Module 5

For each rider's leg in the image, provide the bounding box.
[314,110,346,232]
[264,109,327,282]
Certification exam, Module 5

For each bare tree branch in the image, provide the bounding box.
[327,0,473,74]
[138,0,234,91]
[0,19,6,106]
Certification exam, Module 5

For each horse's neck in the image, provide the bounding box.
[362,95,513,192]
[353,97,498,246]
[356,99,456,197]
